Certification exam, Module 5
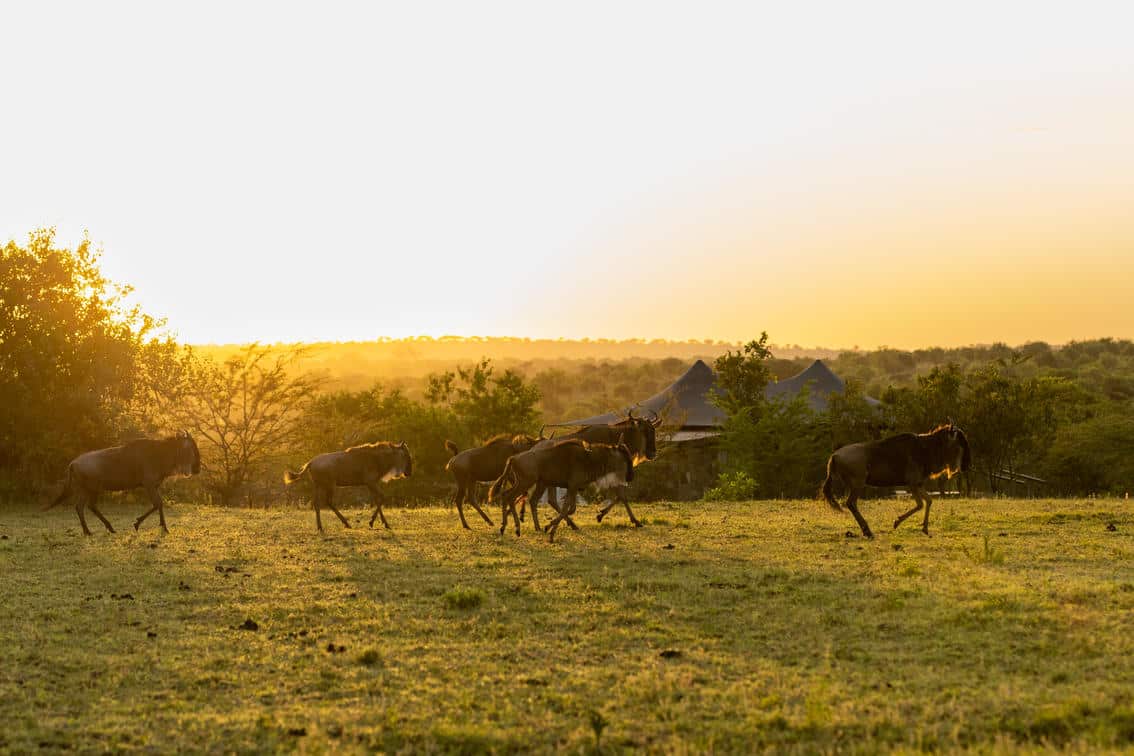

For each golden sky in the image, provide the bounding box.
[3,2,1132,349]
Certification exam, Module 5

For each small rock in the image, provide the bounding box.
[147,631,158,639]
[892,544,903,551]
[1,534,9,540]
[1107,523,1118,532]
[325,643,346,654]
[659,649,682,659]
[238,619,259,632]
[286,727,307,737]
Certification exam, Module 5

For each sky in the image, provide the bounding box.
[3,2,1132,349]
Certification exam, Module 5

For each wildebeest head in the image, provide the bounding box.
[620,409,661,464]
[396,441,413,478]
[174,430,201,476]
[947,423,972,473]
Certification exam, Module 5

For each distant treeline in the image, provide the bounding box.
[3,229,1131,507]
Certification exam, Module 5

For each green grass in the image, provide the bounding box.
[3,497,1134,753]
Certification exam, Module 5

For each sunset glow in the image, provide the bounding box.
[3,2,1132,348]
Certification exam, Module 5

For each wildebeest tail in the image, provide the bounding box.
[283,462,310,485]
[488,459,514,502]
[43,465,74,511]
[821,458,841,510]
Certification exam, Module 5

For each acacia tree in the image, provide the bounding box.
[167,345,321,505]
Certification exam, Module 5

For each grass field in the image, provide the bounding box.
[3,495,1134,753]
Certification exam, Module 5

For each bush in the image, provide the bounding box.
[703,471,760,501]
[442,586,485,610]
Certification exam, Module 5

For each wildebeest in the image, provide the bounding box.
[284,441,412,532]
[45,431,201,535]
[488,439,634,541]
[521,411,660,530]
[443,433,539,529]
[822,423,972,538]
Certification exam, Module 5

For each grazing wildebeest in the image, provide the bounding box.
[822,423,972,538]
[443,433,539,529]
[45,431,201,535]
[284,441,412,532]
[488,439,634,541]
[521,411,660,530]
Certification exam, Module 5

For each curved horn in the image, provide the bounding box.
[627,408,636,420]
[538,425,547,440]
[647,409,662,426]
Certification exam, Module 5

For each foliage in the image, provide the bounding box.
[717,391,828,499]
[702,471,759,501]
[165,345,322,506]
[0,228,175,492]
[711,332,774,422]
[426,358,541,441]
[1043,406,1134,495]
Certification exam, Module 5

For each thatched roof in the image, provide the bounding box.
[549,359,877,431]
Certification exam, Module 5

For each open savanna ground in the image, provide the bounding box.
[3,497,1134,753]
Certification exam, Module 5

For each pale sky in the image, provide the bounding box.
[3,2,1132,348]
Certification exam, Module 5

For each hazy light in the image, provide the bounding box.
[3,2,1132,347]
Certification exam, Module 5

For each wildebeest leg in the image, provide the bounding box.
[918,487,933,536]
[547,488,579,542]
[141,487,170,534]
[366,484,390,529]
[75,497,93,536]
[314,486,325,532]
[893,490,925,531]
[526,485,545,531]
[467,494,494,527]
[597,490,641,527]
[134,501,157,530]
[844,489,874,539]
[326,487,352,529]
[86,495,115,533]
[453,482,471,529]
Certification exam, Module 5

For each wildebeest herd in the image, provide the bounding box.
[46,413,972,542]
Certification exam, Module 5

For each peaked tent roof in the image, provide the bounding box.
[549,359,877,429]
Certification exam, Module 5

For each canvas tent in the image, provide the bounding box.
[548,358,876,438]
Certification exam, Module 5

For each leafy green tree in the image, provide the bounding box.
[1043,407,1134,495]
[426,358,541,441]
[821,379,880,450]
[712,332,774,422]
[0,228,175,492]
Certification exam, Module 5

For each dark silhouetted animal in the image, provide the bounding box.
[822,423,972,538]
[522,412,660,529]
[45,431,201,535]
[444,433,538,529]
[284,441,412,531]
[488,439,634,541]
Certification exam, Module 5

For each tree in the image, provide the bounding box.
[0,228,174,491]
[167,345,321,505]
[712,333,774,423]
[426,358,541,441]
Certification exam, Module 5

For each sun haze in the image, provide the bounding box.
[3,3,1132,348]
